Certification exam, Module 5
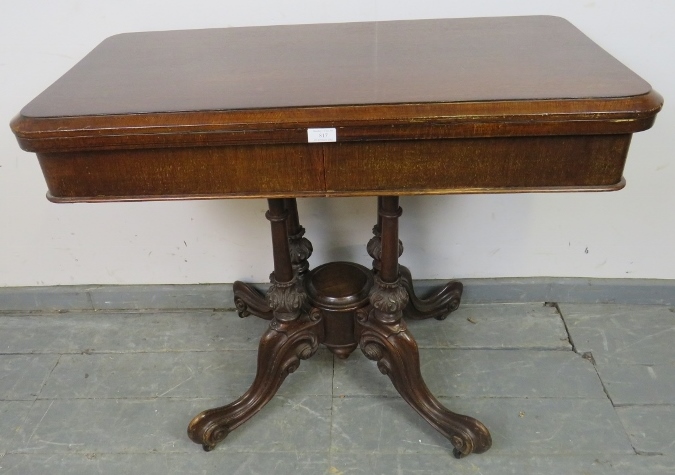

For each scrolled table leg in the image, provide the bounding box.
[233,281,273,320]
[399,265,463,321]
[359,195,491,457]
[356,308,492,457]
[189,198,322,451]
[187,313,322,450]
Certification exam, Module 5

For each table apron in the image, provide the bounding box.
[36,134,631,201]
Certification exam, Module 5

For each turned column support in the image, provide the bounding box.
[265,198,305,321]
[367,197,403,274]
[233,198,312,320]
[368,196,463,321]
[369,196,409,324]
[267,198,294,284]
[378,196,402,284]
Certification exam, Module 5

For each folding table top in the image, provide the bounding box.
[10,16,662,201]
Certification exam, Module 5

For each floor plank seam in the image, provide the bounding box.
[586,356,617,405]
[25,396,276,402]
[416,346,574,351]
[3,449,331,456]
[0,347,574,356]
[33,355,61,402]
[328,353,337,466]
[548,301,577,352]
[556,305,650,457]
[0,308,238,316]
[84,291,96,312]
[635,450,666,456]
[0,349,262,356]
[614,403,675,408]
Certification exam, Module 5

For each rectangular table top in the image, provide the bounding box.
[10,16,662,201]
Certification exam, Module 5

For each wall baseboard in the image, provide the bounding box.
[0,278,673,313]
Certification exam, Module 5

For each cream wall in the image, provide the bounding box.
[1,1,673,286]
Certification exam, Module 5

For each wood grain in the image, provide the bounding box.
[18,17,653,117]
[37,144,324,200]
[10,16,662,201]
[11,17,661,153]
[35,134,631,201]
[324,135,632,194]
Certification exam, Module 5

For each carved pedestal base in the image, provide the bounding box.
[304,261,373,359]
[189,262,491,457]
[188,196,491,458]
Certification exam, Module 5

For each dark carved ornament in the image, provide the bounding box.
[233,281,273,320]
[288,226,313,275]
[265,273,306,321]
[369,275,409,322]
[367,224,403,271]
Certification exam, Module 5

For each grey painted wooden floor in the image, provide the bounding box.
[1,302,674,474]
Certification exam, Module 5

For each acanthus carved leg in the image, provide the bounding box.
[187,312,322,451]
[359,196,491,457]
[189,198,321,451]
[233,198,313,320]
[367,197,463,321]
[356,309,492,457]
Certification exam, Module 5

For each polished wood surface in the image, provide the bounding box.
[17,16,653,118]
[9,17,663,459]
[10,16,662,201]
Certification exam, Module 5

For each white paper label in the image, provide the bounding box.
[307,128,337,143]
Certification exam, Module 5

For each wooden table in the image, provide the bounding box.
[11,16,661,458]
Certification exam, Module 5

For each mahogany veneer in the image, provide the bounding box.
[10,16,661,458]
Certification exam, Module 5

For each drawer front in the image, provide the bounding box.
[38,144,325,201]
[324,135,631,195]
